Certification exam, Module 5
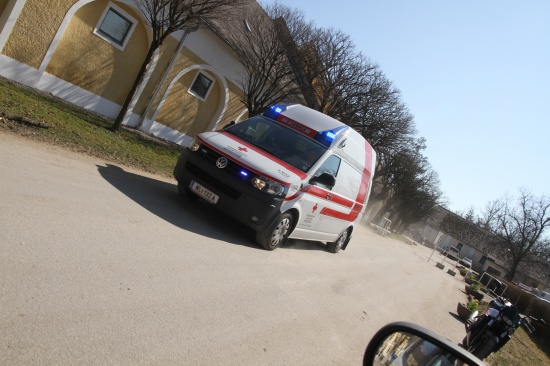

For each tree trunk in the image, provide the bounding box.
[505,261,519,282]
[112,42,158,131]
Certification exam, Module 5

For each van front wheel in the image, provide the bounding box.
[256,213,293,250]
[327,229,350,253]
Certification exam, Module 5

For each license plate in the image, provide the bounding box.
[190,181,219,204]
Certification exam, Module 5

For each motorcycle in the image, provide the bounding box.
[462,294,546,360]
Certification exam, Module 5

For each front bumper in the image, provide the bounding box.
[173,148,284,232]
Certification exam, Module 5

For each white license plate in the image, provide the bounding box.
[190,181,219,204]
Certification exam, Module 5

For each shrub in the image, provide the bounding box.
[467,300,479,311]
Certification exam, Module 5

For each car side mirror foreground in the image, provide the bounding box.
[310,173,336,189]
[363,322,486,366]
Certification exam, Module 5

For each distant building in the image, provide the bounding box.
[408,205,549,291]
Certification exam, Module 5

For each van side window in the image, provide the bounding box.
[312,155,341,190]
[314,155,341,178]
[332,160,362,200]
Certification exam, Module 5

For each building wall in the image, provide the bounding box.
[157,70,216,137]
[2,0,76,68]
[0,0,252,146]
[222,80,249,125]
[0,0,10,20]
[46,1,148,105]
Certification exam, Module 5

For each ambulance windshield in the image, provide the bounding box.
[225,116,327,173]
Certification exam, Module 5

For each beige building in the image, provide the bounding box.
[0,0,260,145]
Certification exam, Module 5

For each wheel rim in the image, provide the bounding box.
[335,231,348,251]
[270,217,290,246]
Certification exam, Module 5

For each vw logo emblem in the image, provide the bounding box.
[216,157,228,169]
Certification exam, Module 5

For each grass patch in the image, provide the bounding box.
[485,327,550,366]
[0,78,182,177]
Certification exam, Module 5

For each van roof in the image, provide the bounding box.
[263,104,349,147]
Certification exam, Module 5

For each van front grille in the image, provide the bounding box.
[186,162,241,199]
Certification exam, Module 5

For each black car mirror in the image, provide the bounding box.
[310,173,335,189]
[363,322,486,366]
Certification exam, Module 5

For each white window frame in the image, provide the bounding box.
[93,2,137,51]
[188,71,215,102]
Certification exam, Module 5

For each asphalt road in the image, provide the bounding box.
[1,132,469,365]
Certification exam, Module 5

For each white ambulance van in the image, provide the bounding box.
[173,104,376,252]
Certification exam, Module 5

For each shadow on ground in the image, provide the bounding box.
[97,164,325,251]
[448,311,466,324]
[97,163,258,248]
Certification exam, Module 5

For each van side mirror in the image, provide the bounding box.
[310,173,336,189]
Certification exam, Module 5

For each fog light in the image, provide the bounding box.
[250,215,259,222]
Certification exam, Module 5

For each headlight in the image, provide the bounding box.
[188,139,200,152]
[251,176,288,197]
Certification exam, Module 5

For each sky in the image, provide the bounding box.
[261,0,550,214]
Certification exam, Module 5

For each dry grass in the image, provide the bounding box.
[0,78,182,178]
[485,327,550,366]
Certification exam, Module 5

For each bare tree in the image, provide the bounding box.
[476,199,504,230]
[112,0,246,131]
[372,143,443,228]
[262,2,319,107]
[441,189,550,281]
[264,1,442,227]
[264,2,375,118]
[228,8,303,116]
[488,189,550,281]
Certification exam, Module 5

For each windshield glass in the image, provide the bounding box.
[225,116,327,172]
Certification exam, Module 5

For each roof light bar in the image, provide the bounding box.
[314,126,348,147]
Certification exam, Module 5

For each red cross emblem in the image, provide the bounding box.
[238,147,248,152]
[312,204,318,213]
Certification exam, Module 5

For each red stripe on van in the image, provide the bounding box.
[320,139,373,221]
[284,185,354,208]
[290,139,373,221]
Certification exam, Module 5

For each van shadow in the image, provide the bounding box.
[96,164,259,248]
[97,164,329,252]
[285,239,327,251]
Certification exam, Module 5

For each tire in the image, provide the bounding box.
[256,213,293,250]
[470,336,496,360]
[326,229,350,253]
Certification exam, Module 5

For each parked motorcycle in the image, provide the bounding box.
[462,294,546,360]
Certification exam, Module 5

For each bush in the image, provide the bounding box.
[467,299,479,311]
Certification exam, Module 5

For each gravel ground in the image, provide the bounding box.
[1,131,470,365]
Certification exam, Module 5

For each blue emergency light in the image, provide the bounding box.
[263,104,291,120]
[314,126,348,147]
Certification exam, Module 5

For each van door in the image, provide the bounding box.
[295,155,341,239]
[316,159,363,236]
